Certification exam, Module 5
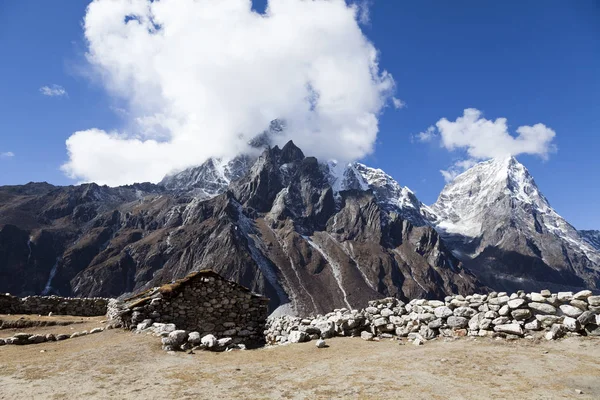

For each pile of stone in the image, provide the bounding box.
[265,290,600,345]
[134,320,246,352]
[0,293,109,317]
[0,327,105,346]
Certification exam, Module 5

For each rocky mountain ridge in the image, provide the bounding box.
[1,142,598,315]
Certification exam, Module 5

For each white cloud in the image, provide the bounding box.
[40,84,67,97]
[1,152,15,158]
[440,159,477,183]
[417,108,557,182]
[62,0,395,186]
[392,97,406,110]
[412,125,436,143]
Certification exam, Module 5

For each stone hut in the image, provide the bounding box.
[109,270,269,345]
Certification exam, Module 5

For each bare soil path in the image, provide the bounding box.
[1,328,599,399]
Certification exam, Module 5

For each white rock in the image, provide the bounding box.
[315,339,327,348]
[528,302,557,314]
[201,334,218,348]
[530,293,546,302]
[493,324,523,336]
[498,305,510,316]
[587,296,600,307]
[188,332,202,345]
[434,306,454,319]
[217,337,233,347]
[562,317,580,332]
[560,305,583,318]
[288,331,309,343]
[557,292,573,302]
[361,331,374,341]
[524,319,541,331]
[573,290,592,300]
[507,298,526,309]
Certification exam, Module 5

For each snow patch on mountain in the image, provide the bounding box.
[325,161,430,226]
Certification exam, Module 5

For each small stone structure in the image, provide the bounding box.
[266,290,600,345]
[0,293,109,316]
[108,270,269,346]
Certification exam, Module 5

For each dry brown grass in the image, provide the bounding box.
[0,323,599,399]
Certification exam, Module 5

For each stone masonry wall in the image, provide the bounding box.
[266,290,600,345]
[110,273,269,345]
[0,293,109,317]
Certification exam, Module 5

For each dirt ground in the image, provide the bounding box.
[1,324,599,400]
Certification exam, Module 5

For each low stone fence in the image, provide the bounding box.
[0,293,110,317]
[265,290,600,345]
[0,327,107,346]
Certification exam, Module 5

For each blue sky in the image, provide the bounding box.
[0,0,599,229]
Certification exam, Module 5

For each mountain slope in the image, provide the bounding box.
[580,230,600,251]
[0,142,480,315]
[427,157,600,292]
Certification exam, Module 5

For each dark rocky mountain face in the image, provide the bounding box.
[0,142,481,315]
[3,143,597,315]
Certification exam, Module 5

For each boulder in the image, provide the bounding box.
[494,324,523,336]
[288,331,309,343]
[499,305,511,316]
[570,300,588,311]
[201,334,218,348]
[562,317,580,332]
[492,316,510,326]
[528,302,557,315]
[28,334,47,344]
[557,292,573,302]
[530,293,546,302]
[314,320,335,338]
[361,331,374,341]
[424,318,440,329]
[524,319,541,331]
[587,296,600,307]
[188,332,202,345]
[585,324,600,337]
[380,309,394,318]
[577,311,595,326]
[136,319,153,331]
[488,296,510,306]
[545,324,565,340]
[511,309,532,321]
[560,305,583,318]
[434,306,454,319]
[217,338,233,347]
[507,299,526,309]
[446,316,468,329]
[453,307,477,318]
[573,290,592,300]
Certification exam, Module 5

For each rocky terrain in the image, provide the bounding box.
[1,133,599,315]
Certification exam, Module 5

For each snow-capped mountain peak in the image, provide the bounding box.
[325,161,429,226]
[429,156,599,263]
